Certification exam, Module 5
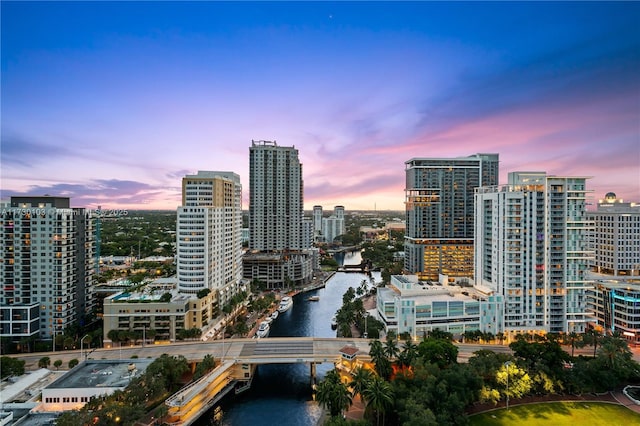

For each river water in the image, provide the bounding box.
[193,251,380,426]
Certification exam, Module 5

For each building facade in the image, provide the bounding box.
[0,196,94,341]
[474,172,593,335]
[376,275,499,339]
[246,140,314,287]
[588,192,640,276]
[313,205,323,236]
[404,153,499,281]
[588,276,640,346]
[322,206,346,244]
[176,171,244,312]
[249,140,305,251]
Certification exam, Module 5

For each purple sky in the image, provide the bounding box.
[2,2,639,211]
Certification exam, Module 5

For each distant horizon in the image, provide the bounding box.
[2,2,638,210]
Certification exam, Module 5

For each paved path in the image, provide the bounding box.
[612,389,640,414]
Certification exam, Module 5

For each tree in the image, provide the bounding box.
[383,335,399,360]
[496,362,532,400]
[565,331,584,357]
[0,356,25,378]
[38,356,51,369]
[417,339,458,369]
[54,359,63,370]
[584,328,602,357]
[362,376,393,426]
[349,367,373,402]
[107,329,121,343]
[68,359,79,369]
[369,339,393,379]
[193,354,217,380]
[315,369,352,418]
[397,340,418,369]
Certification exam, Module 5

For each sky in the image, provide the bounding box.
[1,1,639,211]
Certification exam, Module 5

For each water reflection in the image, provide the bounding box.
[196,251,378,426]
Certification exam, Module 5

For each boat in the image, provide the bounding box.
[331,314,337,330]
[270,310,279,320]
[256,321,270,338]
[264,317,273,325]
[278,296,293,313]
[307,296,320,302]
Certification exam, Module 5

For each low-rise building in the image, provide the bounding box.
[40,359,152,412]
[102,277,215,345]
[376,275,500,339]
[242,250,315,289]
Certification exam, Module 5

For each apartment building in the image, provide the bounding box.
[404,154,499,281]
[474,172,593,335]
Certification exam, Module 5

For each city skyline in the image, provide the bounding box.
[2,2,639,211]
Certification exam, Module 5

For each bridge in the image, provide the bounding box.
[162,338,372,425]
[10,338,514,425]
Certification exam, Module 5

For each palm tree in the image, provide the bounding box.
[584,329,602,357]
[369,339,392,379]
[599,336,631,369]
[383,335,399,360]
[349,367,373,402]
[398,339,418,369]
[315,369,352,418]
[565,331,582,357]
[363,376,394,426]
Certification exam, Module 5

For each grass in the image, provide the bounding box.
[469,402,640,426]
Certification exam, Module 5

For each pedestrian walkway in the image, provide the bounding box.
[344,395,366,421]
[612,389,640,414]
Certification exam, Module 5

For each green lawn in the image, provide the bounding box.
[469,402,640,426]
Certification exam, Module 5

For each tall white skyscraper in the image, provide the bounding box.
[474,171,593,334]
[0,196,94,340]
[249,140,305,251]
[176,171,243,308]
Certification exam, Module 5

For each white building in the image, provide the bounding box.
[176,171,244,310]
[0,196,94,341]
[377,275,500,339]
[322,206,346,244]
[474,171,593,335]
[313,205,323,235]
[40,359,152,412]
[588,192,640,276]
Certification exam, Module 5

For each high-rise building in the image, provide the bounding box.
[474,172,593,335]
[313,205,323,235]
[176,171,243,310]
[245,140,314,289]
[588,192,640,276]
[0,196,94,340]
[249,140,305,251]
[404,153,499,281]
[322,206,346,244]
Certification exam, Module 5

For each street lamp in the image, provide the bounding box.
[504,361,512,410]
[363,312,369,339]
[80,334,90,361]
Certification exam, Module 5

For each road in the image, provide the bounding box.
[10,339,517,370]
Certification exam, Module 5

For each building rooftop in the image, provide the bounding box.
[47,359,153,390]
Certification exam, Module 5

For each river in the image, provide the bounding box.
[193,251,380,426]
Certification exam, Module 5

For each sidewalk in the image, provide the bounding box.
[612,389,640,415]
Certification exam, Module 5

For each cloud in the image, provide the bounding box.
[1,179,180,209]
[0,133,73,167]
